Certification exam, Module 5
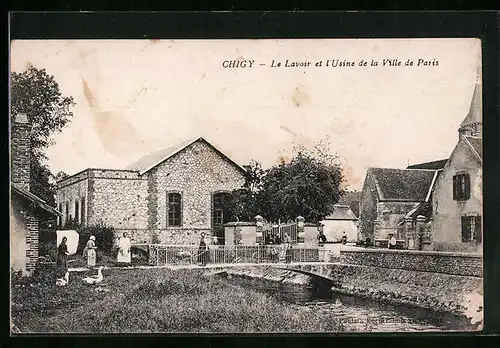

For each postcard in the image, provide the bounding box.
[10,38,483,333]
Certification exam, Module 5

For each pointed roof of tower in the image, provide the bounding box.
[460,81,482,129]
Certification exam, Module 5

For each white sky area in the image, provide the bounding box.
[10,39,481,191]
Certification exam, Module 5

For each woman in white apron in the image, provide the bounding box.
[83,235,97,267]
[117,232,132,264]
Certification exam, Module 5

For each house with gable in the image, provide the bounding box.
[321,204,359,243]
[431,82,482,253]
[56,137,246,245]
[358,167,439,247]
[10,114,61,275]
[359,81,483,253]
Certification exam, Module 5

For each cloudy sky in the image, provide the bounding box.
[10,39,481,190]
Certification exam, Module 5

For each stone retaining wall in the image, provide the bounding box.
[340,248,482,277]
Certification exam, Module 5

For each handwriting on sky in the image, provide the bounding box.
[221,58,439,69]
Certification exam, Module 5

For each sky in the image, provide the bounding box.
[10,39,481,191]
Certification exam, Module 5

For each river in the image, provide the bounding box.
[219,274,474,332]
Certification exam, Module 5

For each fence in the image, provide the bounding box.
[145,244,324,266]
[263,221,298,244]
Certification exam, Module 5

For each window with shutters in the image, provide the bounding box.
[461,215,482,243]
[453,173,470,201]
[167,192,182,227]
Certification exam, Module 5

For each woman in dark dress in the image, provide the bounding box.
[197,233,210,266]
[56,237,69,278]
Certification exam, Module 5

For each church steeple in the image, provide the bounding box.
[458,75,482,139]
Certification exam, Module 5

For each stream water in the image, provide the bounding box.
[220,274,475,332]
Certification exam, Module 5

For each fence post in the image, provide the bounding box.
[296,216,305,244]
[255,215,264,245]
[415,215,426,251]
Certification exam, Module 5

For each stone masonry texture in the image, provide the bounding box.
[56,140,246,246]
[340,249,482,277]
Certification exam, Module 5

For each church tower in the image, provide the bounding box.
[458,70,482,139]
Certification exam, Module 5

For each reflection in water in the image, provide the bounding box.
[220,274,474,332]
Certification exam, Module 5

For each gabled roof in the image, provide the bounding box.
[463,135,482,162]
[126,137,247,175]
[407,159,448,170]
[324,204,358,221]
[367,168,438,202]
[11,184,61,216]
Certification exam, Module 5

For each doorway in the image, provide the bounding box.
[211,192,231,245]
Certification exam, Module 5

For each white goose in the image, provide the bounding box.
[56,272,70,287]
[82,266,104,285]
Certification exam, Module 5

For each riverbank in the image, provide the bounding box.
[224,264,483,330]
[10,266,344,333]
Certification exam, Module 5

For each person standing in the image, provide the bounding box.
[388,234,397,249]
[84,235,97,268]
[318,230,327,245]
[56,237,69,280]
[117,232,132,265]
[197,233,210,266]
[282,232,292,263]
[341,231,348,245]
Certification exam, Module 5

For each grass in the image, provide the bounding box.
[11,265,344,333]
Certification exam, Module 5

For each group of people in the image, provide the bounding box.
[56,232,133,280]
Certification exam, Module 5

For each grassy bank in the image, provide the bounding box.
[11,266,344,333]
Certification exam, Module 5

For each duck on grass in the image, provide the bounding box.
[10,267,344,333]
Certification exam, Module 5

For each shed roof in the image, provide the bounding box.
[407,159,448,170]
[11,184,61,216]
[324,204,358,221]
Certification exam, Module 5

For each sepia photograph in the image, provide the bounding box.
[9,37,483,334]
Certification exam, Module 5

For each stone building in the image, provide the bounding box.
[56,137,246,245]
[431,83,482,253]
[358,167,439,247]
[10,114,61,275]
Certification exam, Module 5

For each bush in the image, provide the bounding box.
[38,240,57,262]
[77,221,115,254]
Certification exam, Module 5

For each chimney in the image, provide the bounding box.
[10,113,31,191]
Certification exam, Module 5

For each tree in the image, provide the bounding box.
[223,160,264,221]
[224,140,345,223]
[11,65,75,205]
[258,150,344,223]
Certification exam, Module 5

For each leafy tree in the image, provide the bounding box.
[224,140,345,223]
[11,65,75,205]
[223,161,264,222]
[258,150,344,222]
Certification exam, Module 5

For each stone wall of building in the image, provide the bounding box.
[57,171,90,226]
[358,173,378,240]
[150,140,246,233]
[89,170,149,230]
[375,201,421,241]
[115,227,212,245]
[432,139,482,253]
[340,248,482,277]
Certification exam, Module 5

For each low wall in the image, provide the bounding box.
[329,263,483,324]
[340,248,482,277]
[114,228,211,246]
